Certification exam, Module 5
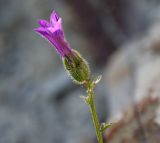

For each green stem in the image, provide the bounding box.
[87,82,103,143]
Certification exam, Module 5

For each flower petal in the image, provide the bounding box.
[50,11,59,26]
[37,19,50,27]
[52,29,64,37]
[34,27,48,36]
[51,35,72,57]
[34,27,55,46]
[54,18,62,31]
[35,10,73,58]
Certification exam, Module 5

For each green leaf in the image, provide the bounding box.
[100,122,113,132]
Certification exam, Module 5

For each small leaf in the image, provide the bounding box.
[92,75,102,89]
[100,122,112,132]
[80,95,90,104]
[94,75,102,84]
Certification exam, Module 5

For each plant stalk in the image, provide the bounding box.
[87,82,103,143]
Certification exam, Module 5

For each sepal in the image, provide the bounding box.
[63,49,91,84]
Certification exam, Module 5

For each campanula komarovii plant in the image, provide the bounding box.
[35,10,112,143]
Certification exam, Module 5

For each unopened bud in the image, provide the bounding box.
[63,49,90,84]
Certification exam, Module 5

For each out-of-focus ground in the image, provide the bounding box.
[0,0,160,143]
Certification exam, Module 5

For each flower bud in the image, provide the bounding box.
[63,49,90,84]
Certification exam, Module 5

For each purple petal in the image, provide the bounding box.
[34,27,48,36]
[54,18,62,30]
[52,29,64,38]
[47,25,63,37]
[35,10,73,58]
[50,11,59,26]
[51,35,72,57]
[35,27,70,56]
[34,27,55,46]
[37,19,50,27]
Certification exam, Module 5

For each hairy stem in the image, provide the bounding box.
[87,81,103,143]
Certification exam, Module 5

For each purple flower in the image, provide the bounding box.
[35,11,73,58]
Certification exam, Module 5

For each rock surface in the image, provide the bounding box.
[104,23,160,143]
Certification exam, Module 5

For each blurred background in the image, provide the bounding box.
[0,0,160,143]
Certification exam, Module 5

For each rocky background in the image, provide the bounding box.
[0,0,160,143]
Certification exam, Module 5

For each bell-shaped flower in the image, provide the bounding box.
[35,11,73,58]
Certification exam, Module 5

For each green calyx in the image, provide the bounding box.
[63,49,91,84]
